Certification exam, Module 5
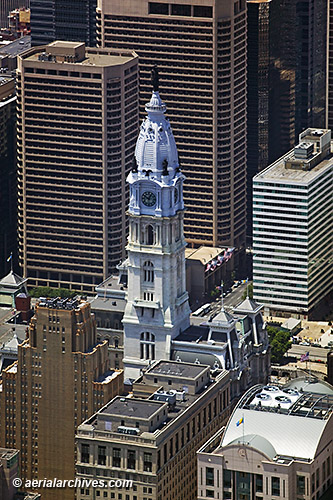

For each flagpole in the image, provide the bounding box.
[221,281,223,310]
[242,412,244,444]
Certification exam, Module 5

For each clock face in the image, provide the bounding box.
[174,187,178,203]
[142,191,156,207]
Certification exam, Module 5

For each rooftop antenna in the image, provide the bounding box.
[246,278,249,299]
[151,64,159,92]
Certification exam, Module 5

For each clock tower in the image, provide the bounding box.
[123,73,191,380]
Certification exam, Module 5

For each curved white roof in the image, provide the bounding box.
[222,407,329,460]
[228,434,277,460]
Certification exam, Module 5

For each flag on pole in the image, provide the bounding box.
[236,417,244,427]
[300,351,310,362]
[7,253,12,262]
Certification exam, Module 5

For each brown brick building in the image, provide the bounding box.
[0,297,123,500]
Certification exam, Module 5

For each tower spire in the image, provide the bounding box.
[151,64,159,92]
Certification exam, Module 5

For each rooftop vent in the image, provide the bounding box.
[294,142,314,159]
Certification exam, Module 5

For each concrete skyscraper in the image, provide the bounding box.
[253,128,333,319]
[246,0,328,241]
[97,0,247,258]
[246,0,271,240]
[17,41,139,293]
[327,1,333,130]
[0,77,16,277]
[269,0,327,162]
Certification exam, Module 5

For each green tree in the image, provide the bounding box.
[29,286,77,299]
[267,325,279,343]
[268,329,292,364]
[241,282,253,300]
[209,288,220,300]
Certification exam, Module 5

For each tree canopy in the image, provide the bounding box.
[29,286,77,299]
[267,326,292,364]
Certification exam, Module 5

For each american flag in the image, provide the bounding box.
[300,351,310,362]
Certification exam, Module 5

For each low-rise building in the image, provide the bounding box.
[185,247,235,306]
[76,360,232,500]
[90,275,126,371]
[198,377,333,499]
[171,297,271,399]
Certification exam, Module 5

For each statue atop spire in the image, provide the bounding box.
[151,64,159,92]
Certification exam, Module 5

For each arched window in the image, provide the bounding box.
[140,332,155,360]
[143,261,154,282]
[147,225,154,245]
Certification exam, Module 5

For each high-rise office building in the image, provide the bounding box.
[0,77,16,277]
[0,297,123,500]
[0,0,29,28]
[253,128,333,319]
[17,41,139,293]
[247,0,328,241]
[97,0,248,255]
[246,0,271,240]
[30,0,97,47]
[269,0,327,162]
[328,1,333,130]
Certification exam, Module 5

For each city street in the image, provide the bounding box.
[288,344,330,362]
[209,283,248,317]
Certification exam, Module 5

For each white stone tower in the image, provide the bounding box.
[123,71,191,380]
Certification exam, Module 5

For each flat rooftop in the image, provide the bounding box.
[100,397,165,419]
[49,41,83,49]
[146,360,208,379]
[174,324,210,343]
[0,447,18,460]
[24,46,135,68]
[95,275,126,293]
[240,381,333,420]
[0,76,13,86]
[254,147,333,184]
[90,296,126,313]
[94,370,120,384]
[185,246,225,265]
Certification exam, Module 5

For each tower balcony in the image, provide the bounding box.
[133,298,160,309]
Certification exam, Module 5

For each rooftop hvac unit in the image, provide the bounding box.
[117,426,140,435]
